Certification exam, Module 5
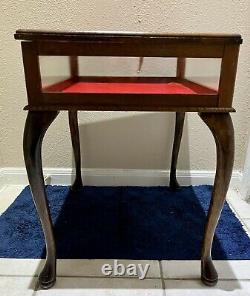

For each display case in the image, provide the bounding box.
[14,30,242,289]
[15,30,241,111]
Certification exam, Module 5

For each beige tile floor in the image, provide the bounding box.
[0,185,250,295]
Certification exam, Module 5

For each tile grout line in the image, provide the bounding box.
[1,273,249,281]
[1,274,250,282]
[0,185,8,194]
[158,260,166,293]
[0,273,161,280]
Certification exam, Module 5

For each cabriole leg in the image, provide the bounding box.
[23,111,59,289]
[68,111,83,191]
[170,112,185,189]
[199,112,234,286]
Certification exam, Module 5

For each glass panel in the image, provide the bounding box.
[39,56,221,95]
[78,56,176,77]
[185,58,221,91]
[39,56,71,89]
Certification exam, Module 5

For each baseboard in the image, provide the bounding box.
[0,167,242,189]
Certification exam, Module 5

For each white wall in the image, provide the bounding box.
[0,0,250,172]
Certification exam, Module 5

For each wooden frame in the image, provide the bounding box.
[16,30,242,112]
[15,30,242,289]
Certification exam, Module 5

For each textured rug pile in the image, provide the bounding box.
[0,185,250,259]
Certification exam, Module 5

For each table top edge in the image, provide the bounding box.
[14,30,243,44]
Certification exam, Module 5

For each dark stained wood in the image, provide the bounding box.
[68,111,83,191]
[14,30,242,45]
[39,93,218,109]
[36,41,224,58]
[21,42,42,104]
[218,44,240,107]
[170,112,185,189]
[199,112,234,286]
[76,76,180,83]
[24,105,236,113]
[176,58,186,78]
[23,111,59,289]
[69,56,79,81]
[170,58,186,189]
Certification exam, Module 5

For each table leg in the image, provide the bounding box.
[199,112,234,286]
[170,112,185,189]
[68,111,83,191]
[23,111,59,289]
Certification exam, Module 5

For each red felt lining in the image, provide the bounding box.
[62,81,216,95]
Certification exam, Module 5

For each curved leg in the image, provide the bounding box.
[199,112,234,286]
[23,111,59,289]
[68,111,83,191]
[170,112,185,189]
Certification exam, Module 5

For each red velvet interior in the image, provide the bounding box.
[62,81,216,95]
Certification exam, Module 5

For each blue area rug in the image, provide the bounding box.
[0,185,250,259]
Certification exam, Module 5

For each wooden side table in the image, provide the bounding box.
[14,30,242,289]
